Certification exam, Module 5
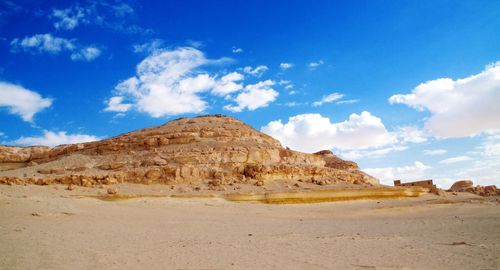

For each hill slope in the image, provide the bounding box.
[0,115,377,189]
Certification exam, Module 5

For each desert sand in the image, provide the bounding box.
[1,184,499,270]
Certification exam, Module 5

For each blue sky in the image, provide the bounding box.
[1,0,499,188]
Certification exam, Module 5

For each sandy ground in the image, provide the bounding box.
[1,185,499,270]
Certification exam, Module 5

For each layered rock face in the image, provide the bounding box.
[0,115,378,187]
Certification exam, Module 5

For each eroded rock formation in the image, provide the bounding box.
[0,115,378,188]
[449,180,500,196]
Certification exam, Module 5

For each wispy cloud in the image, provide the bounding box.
[308,60,324,70]
[133,39,164,54]
[10,34,75,54]
[423,149,447,156]
[10,33,101,61]
[312,92,344,107]
[439,156,473,165]
[232,47,243,53]
[280,63,293,70]
[49,1,150,35]
[336,99,359,105]
[51,5,90,30]
[242,65,269,77]
[70,46,101,61]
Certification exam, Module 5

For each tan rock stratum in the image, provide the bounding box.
[0,114,377,189]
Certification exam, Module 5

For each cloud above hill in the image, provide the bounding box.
[105,47,279,117]
[261,112,395,153]
[11,130,99,147]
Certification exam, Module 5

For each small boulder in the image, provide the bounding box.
[51,168,65,175]
[208,179,222,188]
[107,187,118,195]
[37,169,52,174]
[255,180,264,186]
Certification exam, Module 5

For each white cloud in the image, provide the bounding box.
[364,161,431,186]
[278,80,294,90]
[107,47,253,117]
[439,155,473,165]
[389,62,500,138]
[12,130,99,147]
[224,80,278,112]
[312,92,344,107]
[133,39,164,54]
[212,72,244,96]
[111,3,134,17]
[457,135,500,185]
[481,140,500,157]
[232,47,243,53]
[283,102,300,107]
[10,34,75,54]
[243,65,268,77]
[340,146,408,160]
[395,126,428,143]
[0,81,52,122]
[104,96,132,113]
[51,6,89,30]
[50,2,136,31]
[107,47,212,117]
[308,60,324,70]
[10,34,101,61]
[423,149,447,156]
[336,99,359,105]
[107,47,279,117]
[280,63,293,70]
[70,46,101,61]
[261,112,395,153]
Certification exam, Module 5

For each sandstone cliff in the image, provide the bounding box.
[0,115,378,188]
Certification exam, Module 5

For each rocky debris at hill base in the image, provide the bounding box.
[448,180,500,197]
[0,115,378,190]
[464,185,500,197]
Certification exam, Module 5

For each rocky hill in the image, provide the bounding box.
[0,115,377,189]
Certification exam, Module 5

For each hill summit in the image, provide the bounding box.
[0,115,377,189]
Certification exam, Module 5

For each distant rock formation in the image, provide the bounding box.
[449,180,473,192]
[0,115,378,188]
[449,180,500,196]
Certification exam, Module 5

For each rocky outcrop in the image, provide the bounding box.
[448,180,500,197]
[463,185,500,197]
[0,114,378,188]
[449,180,474,192]
[0,146,51,163]
[314,150,359,170]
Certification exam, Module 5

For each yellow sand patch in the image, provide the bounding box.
[81,186,426,204]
